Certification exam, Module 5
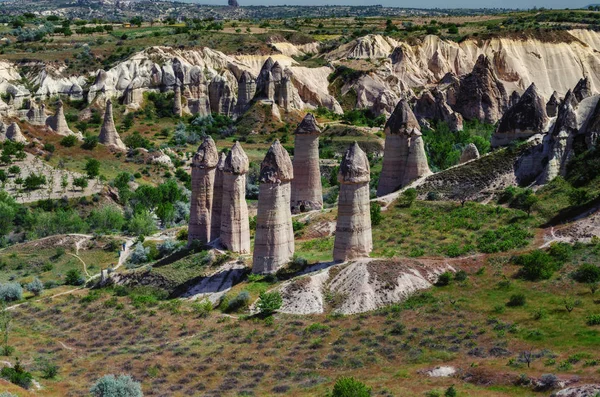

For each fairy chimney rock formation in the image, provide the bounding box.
[188,137,219,245]
[220,142,251,253]
[291,114,323,213]
[509,91,521,108]
[252,140,295,274]
[99,100,127,151]
[459,143,480,164]
[546,91,559,117]
[377,99,430,197]
[26,103,47,125]
[236,71,256,115]
[46,100,74,136]
[6,122,27,143]
[333,142,372,262]
[210,152,227,241]
[173,85,183,117]
[492,83,548,147]
[573,77,592,103]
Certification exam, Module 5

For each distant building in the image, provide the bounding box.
[228,0,239,6]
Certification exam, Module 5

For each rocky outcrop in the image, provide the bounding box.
[235,71,256,115]
[509,91,521,108]
[552,384,600,397]
[290,114,323,213]
[334,142,372,262]
[253,140,295,274]
[26,102,47,125]
[546,91,559,117]
[448,55,509,124]
[5,122,27,143]
[459,143,480,164]
[574,76,592,103]
[377,100,431,197]
[584,95,600,147]
[173,85,183,117]
[98,100,127,151]
[188,137,219,245]
[45,100,74,136]
[492,83,548,147]
[208,74,236,117]
[414,89,463,131]
[210,152,226,242]
[220,142,251,253]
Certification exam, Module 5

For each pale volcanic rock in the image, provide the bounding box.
[210,152,226,242]
[235,70,256,115]
[459,143,480,164]
[173,84,183,117]
[98,100,127,151]
[584,95,600,147]
[414,89,463,131]
[290,114,323,213]
[253,140,295,274]
[492,83,548,147]
[26,102,47,126]
[208,74,236,117]
[220,142,251,253]
[449,54,508,124]
[256,57,276,99]
[333,142,372,262]
[552,385,600,397]
[188,136,219,245]
[377,100,431,196]
[547,91,560,117]
[6,122,27,143]
[574,76,592,103]
[45,100,74,136]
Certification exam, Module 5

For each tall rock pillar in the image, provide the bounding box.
[253,140,295,274]
[221,142,251,253]
[188,136,219,245]
[99,99,127,151]
[210,152,226,241]
[291,114,323,213]
[334,142,372,262]
[173,85,183,117]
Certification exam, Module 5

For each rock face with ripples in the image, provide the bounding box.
[253,140,294,274]
[188,136,219,246]
[210,152,226,242]
[334,142,372,262]
[291,114,323,213]
[220,142,250,253]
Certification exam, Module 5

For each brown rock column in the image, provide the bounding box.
[99,99,127,151]
[46,100,74,136]
[290,114,323,213]
[173,85,183,117]
[334,142,372,262]
[210,152,226,241]
[221,142,251,253]
[252,140,294,274]
[188,136,219,245]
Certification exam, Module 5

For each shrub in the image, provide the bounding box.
[573,263,600,283]
[477,225,532,253]
[128,210,156,237]
[90,374,143,397]
[0,283,23,302]
[225,291,250,313]
[507,293,526,307]
[88,205,125,234]
[327,377,371,397]
[586,314,600,326]
[257,291,282,316]
[191,300,212,318]
[398,188,417,207]
[25,278,43,296]
[40,361,59,379]
[445,386,457,397]
[128,243,150,265]
[370,202,382,226]
[0,359,32,389]
[515,250,557,281]
[548,242,573,264]
[64,269,85,286]
[60,135,77,147]
[536,374,560,391]
[454,270,468,282]
[436,272,452,286]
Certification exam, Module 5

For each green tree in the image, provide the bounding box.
[65,269,85,286]
[257,291,282,316]
[85,158,101,179]
[73,177,88,191]
[88,205,125,234]
[399,188,417,207]
[128,210,156,237]
[25,278,43,296]
[327,377,371,397]
[516,250,556,281]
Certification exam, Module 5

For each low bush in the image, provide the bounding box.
[90,374,143,397]
[435,272,453,286]
[64,269,85,286]
[507,293,526,307]
[586,314,600,326]
[191,300,212,318]
[327,377,371,397]
[0,359,32,389]
[573,263,600,284]
[224,291,250,313]
[257,291,282,316]
[515,250,557,281]
[0,283,23,302]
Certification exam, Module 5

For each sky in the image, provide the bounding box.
[194,0,590,9]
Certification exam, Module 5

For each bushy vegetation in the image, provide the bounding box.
[327,377,371,397]
[0,283,23,302]
[0,359,32,389]
[90,374,143,397]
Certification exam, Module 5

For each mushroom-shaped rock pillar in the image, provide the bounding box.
[220,142,251,253]
[333,142,372,262]
[99,99,127,151]
[188,136,219,246]
[290,114,323,213]
[252,140,295,274]
[210,152,227,241]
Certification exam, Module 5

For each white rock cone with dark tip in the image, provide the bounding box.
[377,99,430,197]
[26,102,47,126]
[459,143,480,164]
[6,122,27,143]
[210,152,226,242]
[220,142,251,253]
[46,100,74,136]
[291,114,323,213]
[334,142,372,262]
[188,136,219,246]
[253,140,295,274]
[99,99,127,151]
